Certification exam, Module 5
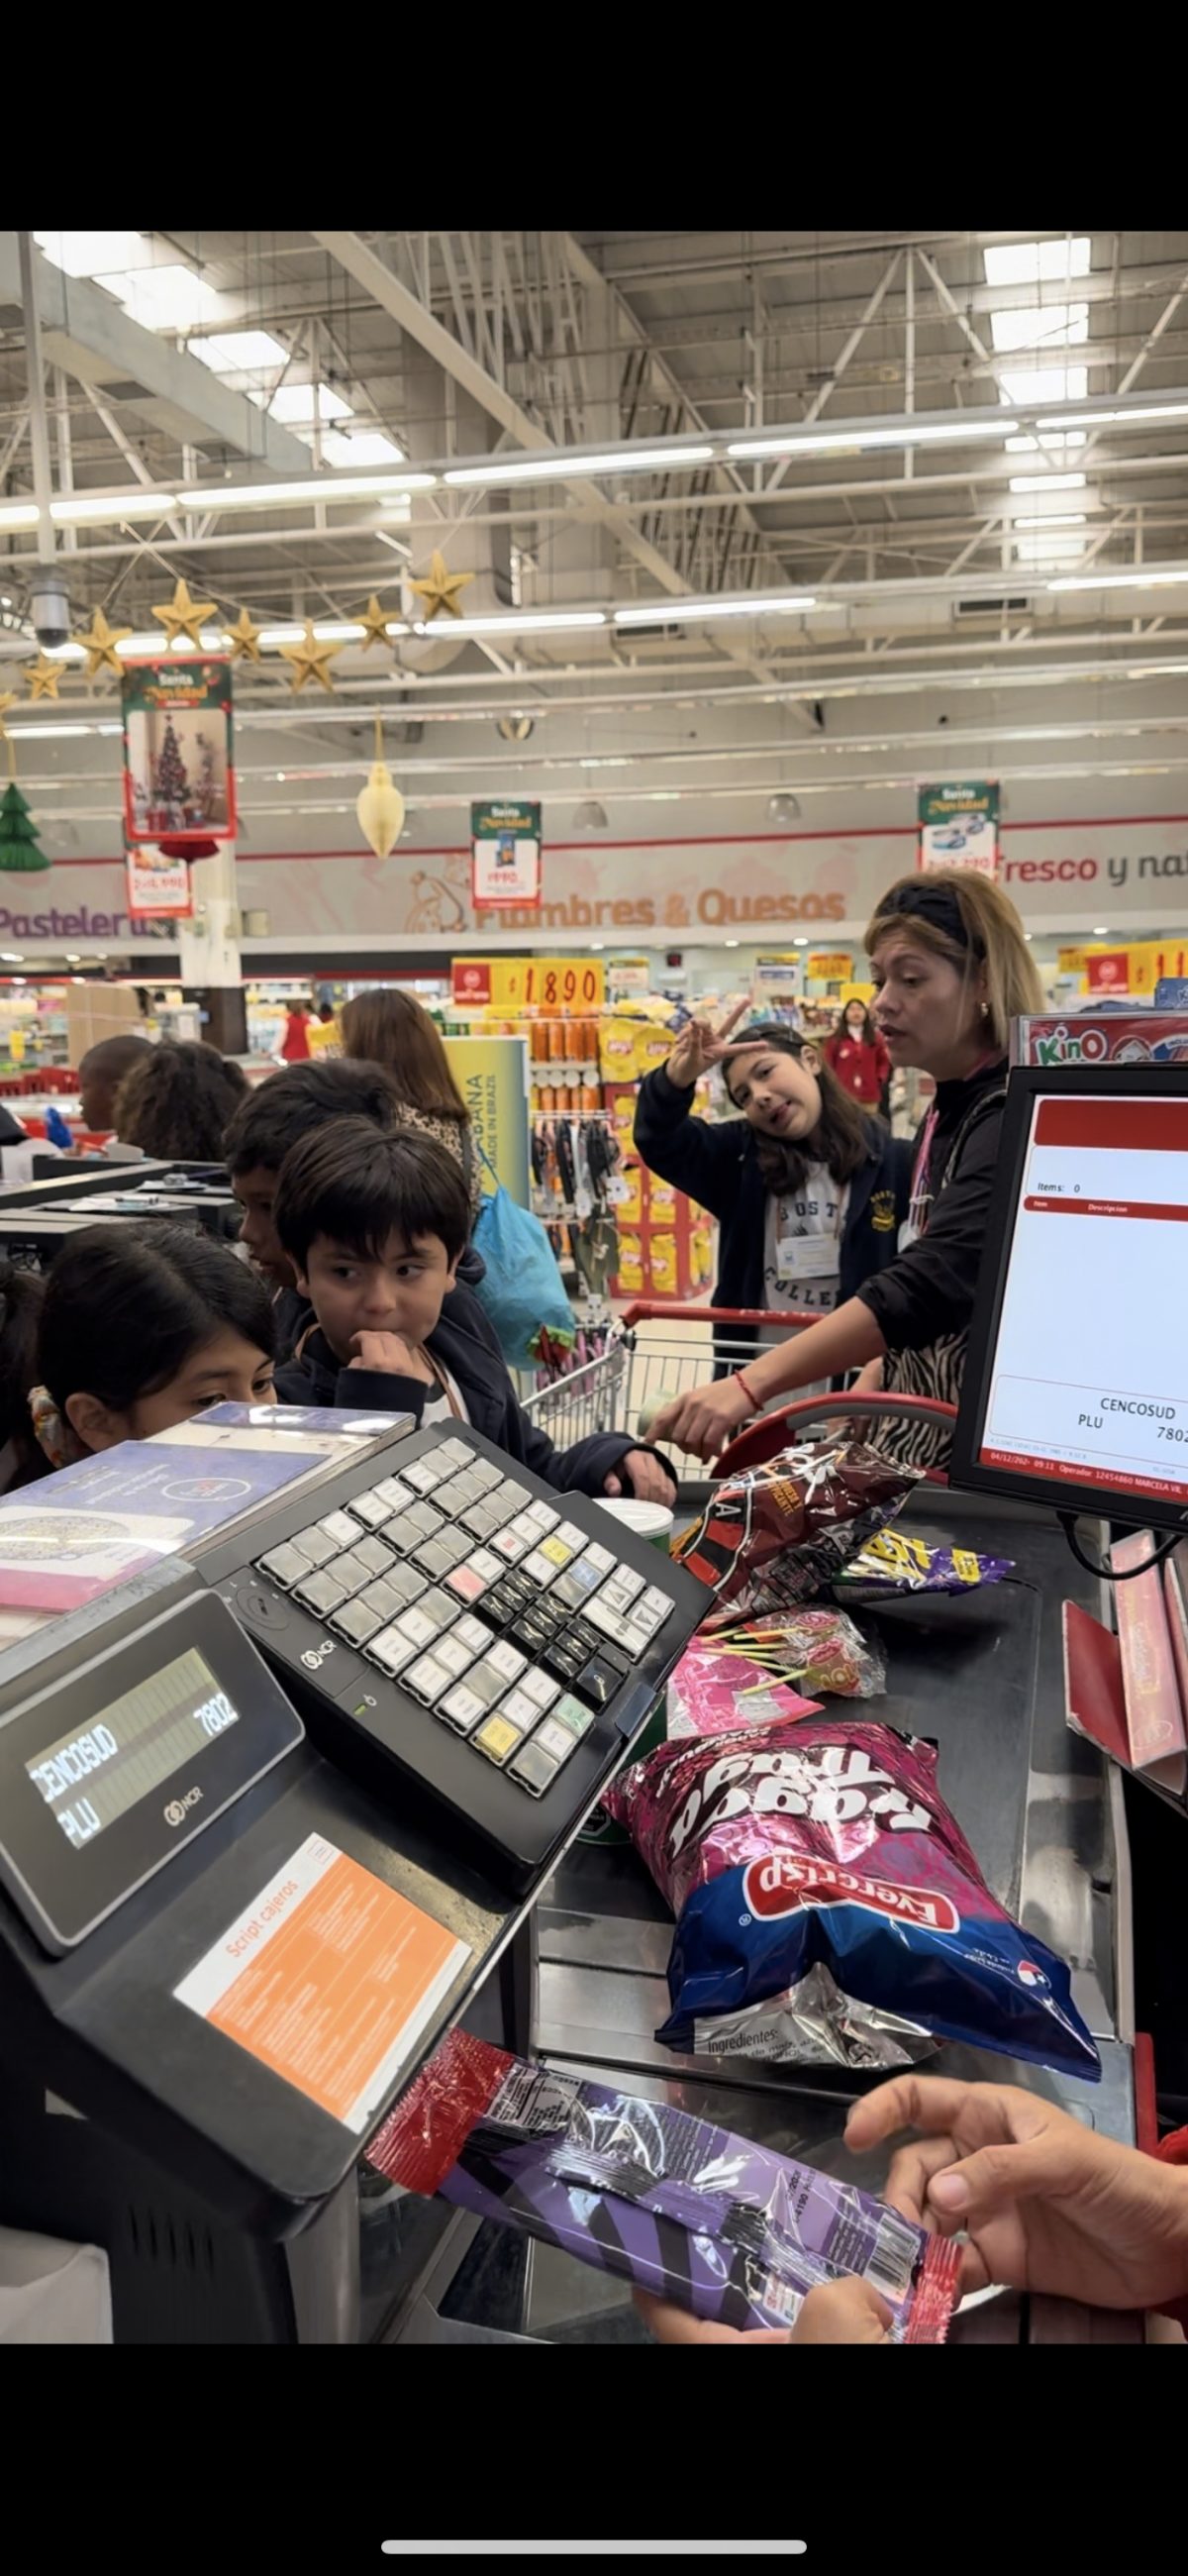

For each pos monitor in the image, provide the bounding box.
[951,1064,1188,1539]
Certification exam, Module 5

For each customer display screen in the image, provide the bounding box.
[25,1647,240,1850]
[977,1091,1188,1505]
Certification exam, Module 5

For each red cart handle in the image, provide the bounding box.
[716,1392,958,1484]
[620,1301,823,1331]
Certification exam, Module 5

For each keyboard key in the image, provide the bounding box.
[544,1639,586,1683]
[380,1513,422,1554]
[290,1524,338,1568]
[436,1437,473,1472]
[441,1684,485,1735]
[469,1458,504,1494]
[434,1631,478,1680]
[460,1503,501,1541]
[256,1542,309,1590]
[372,1476,415,1513]
[573,1654,623,1709]
[556,1519,586,1553]
[465,1656,515,1709]
[416,1586,460,1636]
[584,1597,627,1643]
[511,1617,552,1656]
[475,1487,518,1530]
[642,1585,674,1626]
[454,1612,492,1659]
[521,1550,559,1589]
[319,1509,363,1549]
[395,1605,439,1650]
[334,1546,383,1596]
[353,1533,396,1577]
[474,1712,527,1767]
[384,1562,428,1607]
[595,1639,633,1681]
[405,1653,454,1705]
[584,1542,616,1576]
[540,1534,576,1569]
[412,1536,461,1581]
[499,1686,540,1729]
[405,1500,445,1540]
[493,1526,533,1563]
[534,1716,577,1766]
[403,1456,445,1494]
[331,1597,384,1646]
[551,1693,595,1739]
[465,1547,504,1586]
[508,1511,543,1547]
[509,1739,559,1798]
[525,1499,560,1534]
[600,1568,645,1610]
[293,1568,349,1616]
[357,1578,405,1625]
[348,1491,393,1530]
[487,1638,528,1685]
[520,1667,559,1713]
[366,1626,417,1678]
[446,1564,486,1603]
[433,1476,475,1516]
[568,1557,604,1597]
[621,1623,654,1662]
[548,1569,589,1612]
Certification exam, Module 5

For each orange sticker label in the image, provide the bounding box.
[174,1832,469,2132]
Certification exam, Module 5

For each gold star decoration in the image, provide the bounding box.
[409,549,473,623]
[226,605,263,664]
[356,592,394,652]
[74,607,132,678]
[25,653,62,701]
[278,620,343,694]
[151,574,218,647]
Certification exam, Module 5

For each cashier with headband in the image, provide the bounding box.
[649,869,1043,1471]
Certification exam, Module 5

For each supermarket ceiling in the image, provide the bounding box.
[3,227,1188,843]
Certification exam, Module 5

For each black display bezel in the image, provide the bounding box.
[951,1061,1188,1536]
[0,1589,304,1954]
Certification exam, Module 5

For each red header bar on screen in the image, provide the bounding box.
[1035,1098,1188,1151]
[1024,1196,1188,1220]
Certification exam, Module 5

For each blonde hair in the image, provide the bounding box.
[864,869,1042,1050]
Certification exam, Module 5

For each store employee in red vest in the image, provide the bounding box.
[825,997,891,1109]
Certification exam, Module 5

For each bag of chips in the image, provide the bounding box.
[367,2026,961,2342]
[837,1529,1014,1597]
[603,1715,1100,2082]
[674,1437,919,1617]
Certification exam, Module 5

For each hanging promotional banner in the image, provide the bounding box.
[918,781,999,877]
[442,1034,531,1205]
[122,657,236,849]
[125,848,193,919]
[470,799,542,909]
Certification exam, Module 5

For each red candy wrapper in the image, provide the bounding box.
[675,1438,919,1618]
[604,1715,1101,2081]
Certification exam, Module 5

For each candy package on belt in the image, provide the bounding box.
[706,1607,887,1700]
[603,1715,1101,2082]
[674,1437,920,1616]
[666,1641,822,1739]
[366,2025,961,2342]
[836,1528,1014,1597]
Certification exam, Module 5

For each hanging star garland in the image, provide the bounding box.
[24,654,62,700]
[74,607,132,678]
[226,605,263,663]
[151,575,218,648]
[278,620,343,694]
[409,549,473,622]
[356,593,394,652]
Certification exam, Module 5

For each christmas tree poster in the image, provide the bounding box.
[122,657,236,846]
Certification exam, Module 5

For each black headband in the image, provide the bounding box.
[870,877,981,953]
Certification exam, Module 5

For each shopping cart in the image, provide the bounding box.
[522,1302,827,1494]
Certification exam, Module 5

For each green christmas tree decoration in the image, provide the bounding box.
[154,717,190,821]
[0,775,50,874]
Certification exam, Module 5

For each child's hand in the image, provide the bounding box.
[605,1450,673,1505]
[347,1331,422,1377]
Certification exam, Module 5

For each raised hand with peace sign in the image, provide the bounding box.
[663,995,755,1090]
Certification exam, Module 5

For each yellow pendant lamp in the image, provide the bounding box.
[355,717,405,859]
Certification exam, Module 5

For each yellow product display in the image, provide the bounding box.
[648,1175,677,1218]
[692,1222,715,1289]
[617,1164,644,1225]
[648,1233,678,1296]
[615,1232,644,1294]
[598,1016,644,1082]
[608,1089,637,1144]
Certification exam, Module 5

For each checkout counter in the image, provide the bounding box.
[0,1060,1179,2347]
[0,1160,241,1268]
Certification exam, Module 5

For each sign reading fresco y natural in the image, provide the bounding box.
[122,658,236,850]
[471,800,542,908]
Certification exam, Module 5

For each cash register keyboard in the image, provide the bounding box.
[253,1437,673,1803]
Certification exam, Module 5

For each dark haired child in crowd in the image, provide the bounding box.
[224,1056,413,1360]
[0,1260,47,1490]
[272,1119,674,1503]
[114,1039,248,1163]
[28,1224,275,1467]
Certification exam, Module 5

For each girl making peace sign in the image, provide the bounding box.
[634,1000,910,1391]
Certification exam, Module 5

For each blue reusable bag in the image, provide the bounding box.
[471,1159,574,1368]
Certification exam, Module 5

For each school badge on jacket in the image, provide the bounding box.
[870,1188,897,1233]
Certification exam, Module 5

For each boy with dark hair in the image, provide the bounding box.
[272,1118,675,1503]
[223,1057,407,1359]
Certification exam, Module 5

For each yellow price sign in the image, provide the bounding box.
[452,956,606,1012]
[806,951,853,982]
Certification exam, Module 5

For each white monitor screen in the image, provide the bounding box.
[978,1089,1188,1506]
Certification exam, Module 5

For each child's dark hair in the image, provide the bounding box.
[0,1260,46,1468]
[38,1223,275,1414]
[722,1018,872,1194]
[223,1057,403,1176]
[273,1119,470,1273]
[114,1040,248,1163]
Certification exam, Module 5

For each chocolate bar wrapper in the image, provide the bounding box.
[836,1529,1013,1597]
[676,1438,919,1618]
[368,2026,960,2343]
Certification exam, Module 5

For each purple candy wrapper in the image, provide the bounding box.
[366,2027,961,2342]
[836,1530,1013,1596]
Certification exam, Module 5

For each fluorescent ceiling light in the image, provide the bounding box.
[1009,471,1087,493]
[320,430,406,469]
[6,722,93,739]
[1048,567,1188,590]
[267,381,352,425]
[1011,511,1087,528]
[1015,533,1086,563]
[984,239,1091,287]
[1007,431,1086,454]
[615,592,817,625]
[177,469,435,507]
[413,610,607,635]
[255,621,408,647]
[188,330,288,372]
[1037,400,1188,430]
[1000,364,1088,407]
[445,444,715,487]
[35,230,149,278]
[728,416,1006,461]
[0,502,41,530]
[99,264,227,332]
[51,490,179,523]
[989,301,1088,354]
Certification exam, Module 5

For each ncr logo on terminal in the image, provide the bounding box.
[163,1786,203,1827]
